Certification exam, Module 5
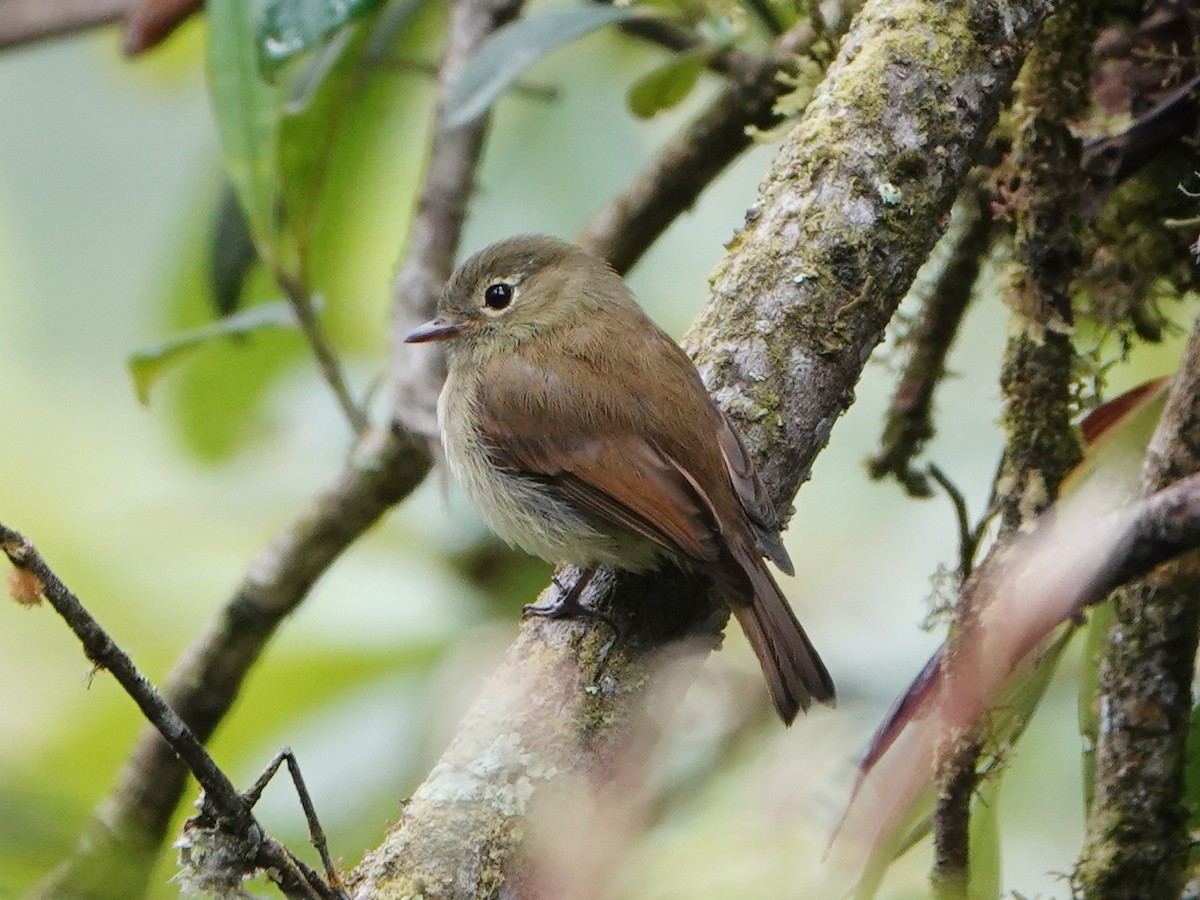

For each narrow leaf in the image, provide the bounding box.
[444,5,644,129]
[129,300,310,404]
[206,0,282,264]
[626,47,708,119]
[258,0,387,75]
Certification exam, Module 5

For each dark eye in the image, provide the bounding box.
[484,282,513,310]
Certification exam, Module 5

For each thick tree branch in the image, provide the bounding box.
[1076,313,1200,897]
[353,0,1055,894]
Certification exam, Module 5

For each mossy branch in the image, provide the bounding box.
[1075,312,1200,898]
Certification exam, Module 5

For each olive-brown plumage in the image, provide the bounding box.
[406,235,834,722]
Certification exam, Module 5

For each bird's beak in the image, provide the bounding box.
[405,317,462,343]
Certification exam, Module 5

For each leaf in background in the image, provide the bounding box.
[209,183,260,316]
[444,5,645,129]
[258,0,388,75]
[276,23,372,261]
[129,299,310,404]
[626,47,708,119]
[207,0,283,266]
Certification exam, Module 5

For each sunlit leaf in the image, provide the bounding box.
[206,0,283,264]
[626,47,708,119]
[444,5,644,129]
[129,300,309,404]
[259,0,388,74]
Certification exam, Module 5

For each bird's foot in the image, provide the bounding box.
[523,568,619,637]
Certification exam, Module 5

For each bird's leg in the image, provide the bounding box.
[523,567,617,634]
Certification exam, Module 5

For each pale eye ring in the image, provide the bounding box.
[484,282,513,310]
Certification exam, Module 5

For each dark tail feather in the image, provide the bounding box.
[727,560,835,725]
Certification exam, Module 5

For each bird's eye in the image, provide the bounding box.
[483,282,513,310]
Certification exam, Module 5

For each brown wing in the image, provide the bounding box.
[482,426,724,566]
[714,410,794,576]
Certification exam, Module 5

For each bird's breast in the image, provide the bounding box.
[438,367,656,569]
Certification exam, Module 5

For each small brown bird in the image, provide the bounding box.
[406,235,834,723]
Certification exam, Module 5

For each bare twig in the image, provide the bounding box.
[0,524,342,900]
[245,748,344,893]
[33,426,430,899]
[928,463,982,582]
[277,272,369,435]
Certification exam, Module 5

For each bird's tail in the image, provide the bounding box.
[727,556,835,725]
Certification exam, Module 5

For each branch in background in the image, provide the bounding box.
[0,0,131,51]
[579,20,834,274]
[0,525,341,900]
[32,426,431,900]
[931,0,1093,885]
[389,0,525,440]
[1075,314,1200,897]
[276,271,370,435]
[352,0,1052,893]
[868,180,993,497]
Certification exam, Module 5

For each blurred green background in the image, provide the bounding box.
[0,4,1189,898]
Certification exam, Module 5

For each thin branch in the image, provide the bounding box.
[33,426,431,900]
[1076,311,1200,897]
[869,181,994,497]
[351,0,1053,892]
[0,0,130,51]
[277,271,370,435]
[244,748,344,893]
[928,463,980,582]
[0,525,341,900]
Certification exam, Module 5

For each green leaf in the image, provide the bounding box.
[258,0,388,76]
[128,299,310,404]
[207,0,283,266]
[276,25,370,262]
[444,5,644,129]
[626,47,708,118]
